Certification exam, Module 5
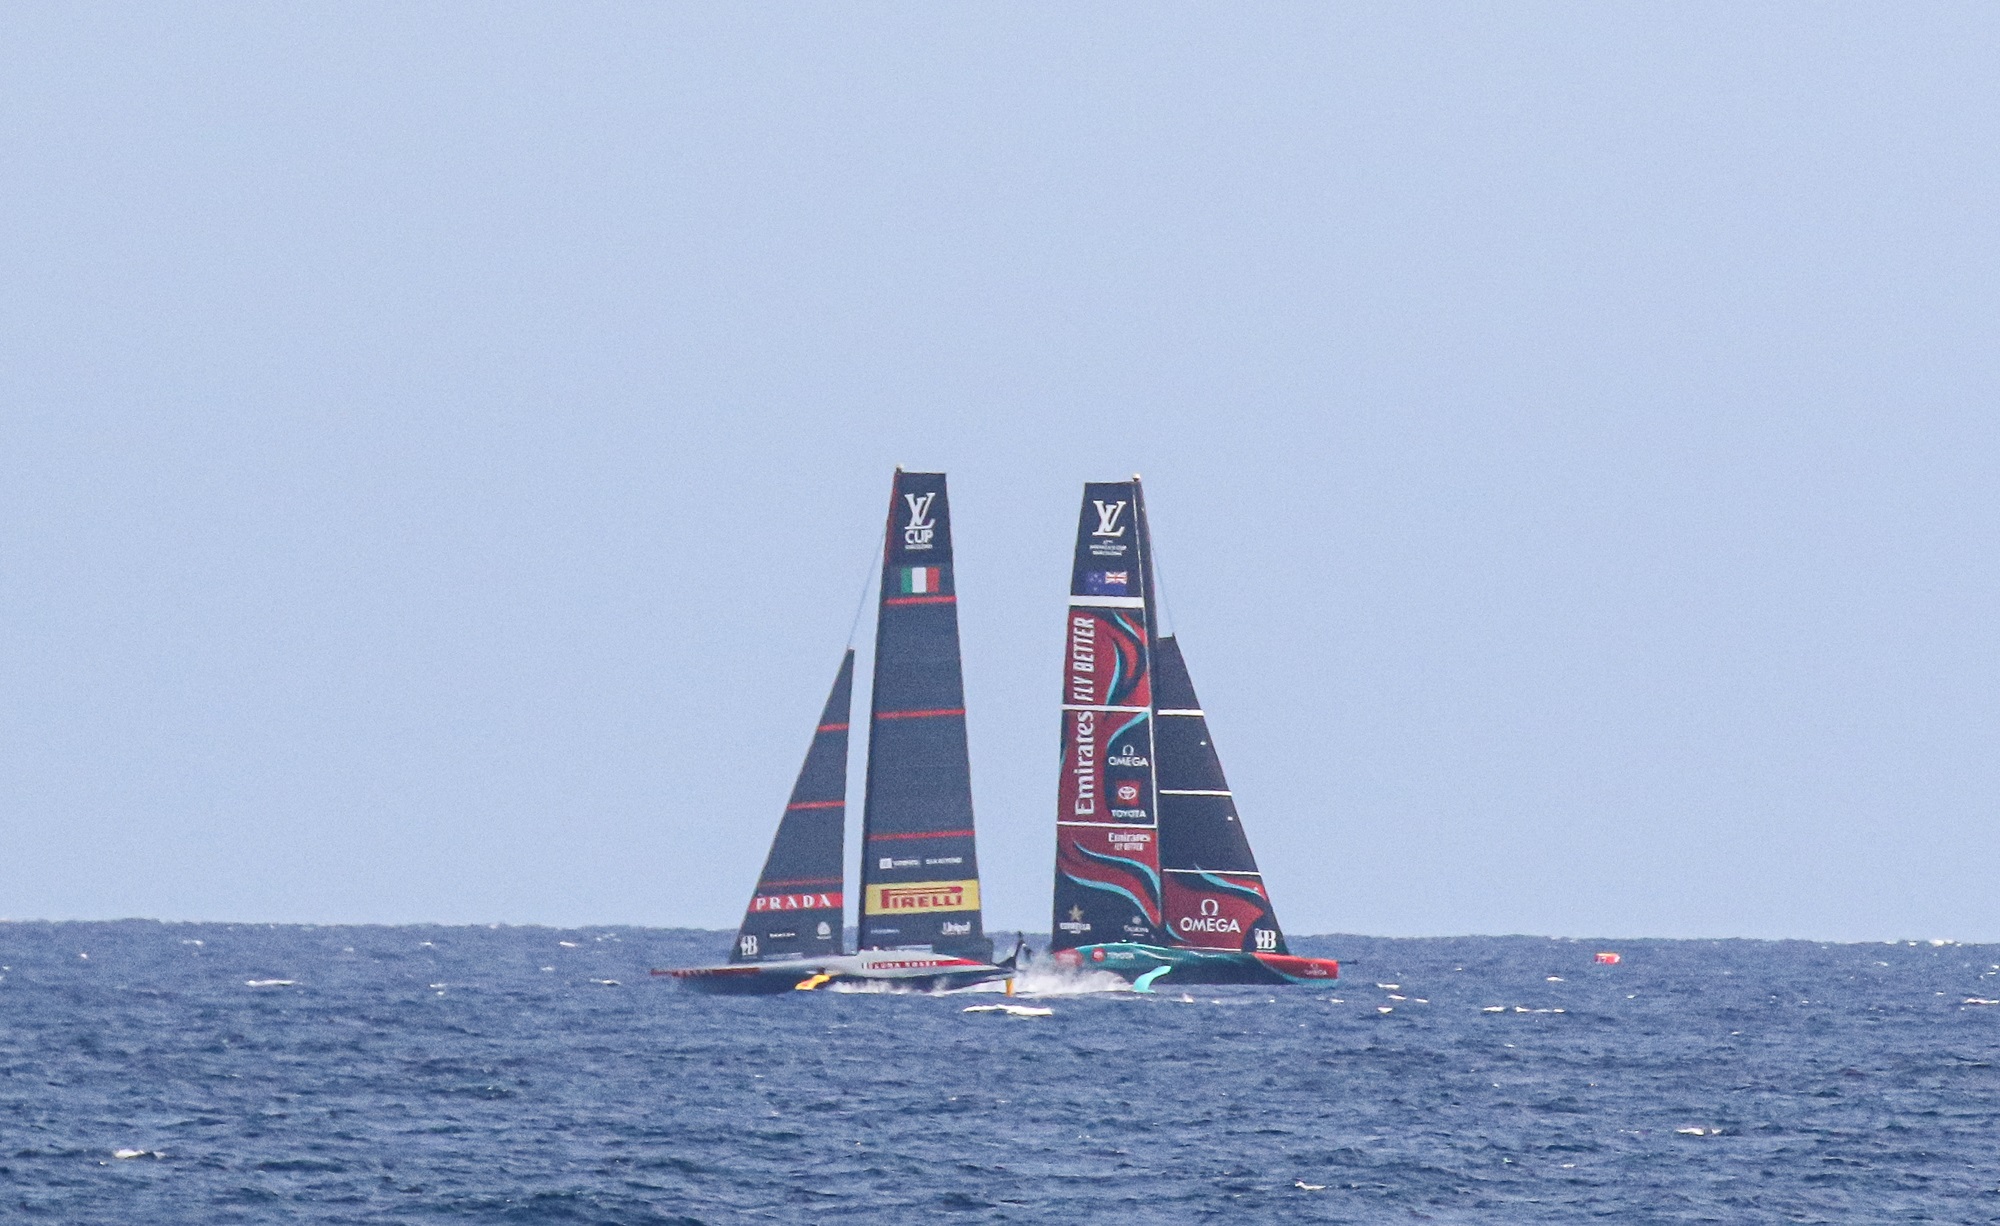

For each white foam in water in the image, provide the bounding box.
[994,964,1131,997]
[962,1004,1053,1018]
[830,979,1001,996]
[825,979,902,994]
[244,979,295,987]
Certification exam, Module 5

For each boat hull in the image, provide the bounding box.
[1053,943,1339,987]
[655,951,1012,995]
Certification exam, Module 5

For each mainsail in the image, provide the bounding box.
[1051,478,1288,956]
[1051,479,1167,950]
[730,650,854,963]
[857,470,991,960]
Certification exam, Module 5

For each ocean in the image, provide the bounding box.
[2,922,1995,1223]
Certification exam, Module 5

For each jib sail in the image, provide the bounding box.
[1153,634,1288,955]
[857,470,991,960]
[730,650,854,963]
[1051,479,1168,951]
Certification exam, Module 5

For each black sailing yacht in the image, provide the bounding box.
[662,471,1011,994]
[1047,477,1340,988]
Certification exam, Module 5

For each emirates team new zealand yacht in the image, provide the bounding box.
[1047,478,1340,988]
[660,471,1013,995]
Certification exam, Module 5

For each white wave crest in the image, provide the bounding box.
[999,964,1132,997]
[962,1004,1054,1018]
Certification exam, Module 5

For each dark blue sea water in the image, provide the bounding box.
[3,922,1997,1223]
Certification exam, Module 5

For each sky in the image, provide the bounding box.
[3,5,1996,941]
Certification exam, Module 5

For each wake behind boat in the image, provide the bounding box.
[659,471,1011,995]
[1048,477,1339,988]
[658,949,1015,995]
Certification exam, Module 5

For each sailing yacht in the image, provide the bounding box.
[1047,478,1340,988]
[662,471,1013,994]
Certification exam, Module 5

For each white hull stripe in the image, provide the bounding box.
[1061,704,1149,714]
[1160,788,1231,796]
[1058,820,1160,829]
[1156,709,1203,716]
[1070,596,1146,609]
[1164,867,1262,876]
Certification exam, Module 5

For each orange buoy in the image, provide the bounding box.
[1594,952,1621,965]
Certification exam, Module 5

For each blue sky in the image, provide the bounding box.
[3,5,1996,939]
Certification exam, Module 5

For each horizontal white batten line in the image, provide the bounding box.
[1156,709,1204,716]
[1060,704,1149,713]
[1160,789,1232,796]
[1069,596,1146,608]
[1164,867,1263,876]
[1058,820,1159,829]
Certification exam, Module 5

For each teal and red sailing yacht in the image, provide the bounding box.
[1048,478,1339,988]
[662,471,1011,994]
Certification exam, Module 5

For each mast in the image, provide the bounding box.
[730,650,854,963]
[857,470,991,960]
[1051,478,1167,950]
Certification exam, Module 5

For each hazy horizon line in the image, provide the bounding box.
[3,916,1989,947]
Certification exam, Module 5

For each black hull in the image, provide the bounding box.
[655,953,1013,996]
[656,965,821,995]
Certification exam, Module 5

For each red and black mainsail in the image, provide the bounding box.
[1051,478,1289,958]
[1052,479,1167,949]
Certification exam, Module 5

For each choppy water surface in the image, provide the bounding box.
[2,922,1997,1222]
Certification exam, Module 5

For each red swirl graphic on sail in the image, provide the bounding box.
[1063,609,1150,710]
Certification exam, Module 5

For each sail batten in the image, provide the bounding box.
[857,471,991,960]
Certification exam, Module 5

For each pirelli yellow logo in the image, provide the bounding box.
[864,879,980,915]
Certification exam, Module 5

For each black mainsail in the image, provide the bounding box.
[857,470,992,960]
[662,472,1013,994]
[729,650,854,963]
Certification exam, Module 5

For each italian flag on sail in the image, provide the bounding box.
[899,566,942,595]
